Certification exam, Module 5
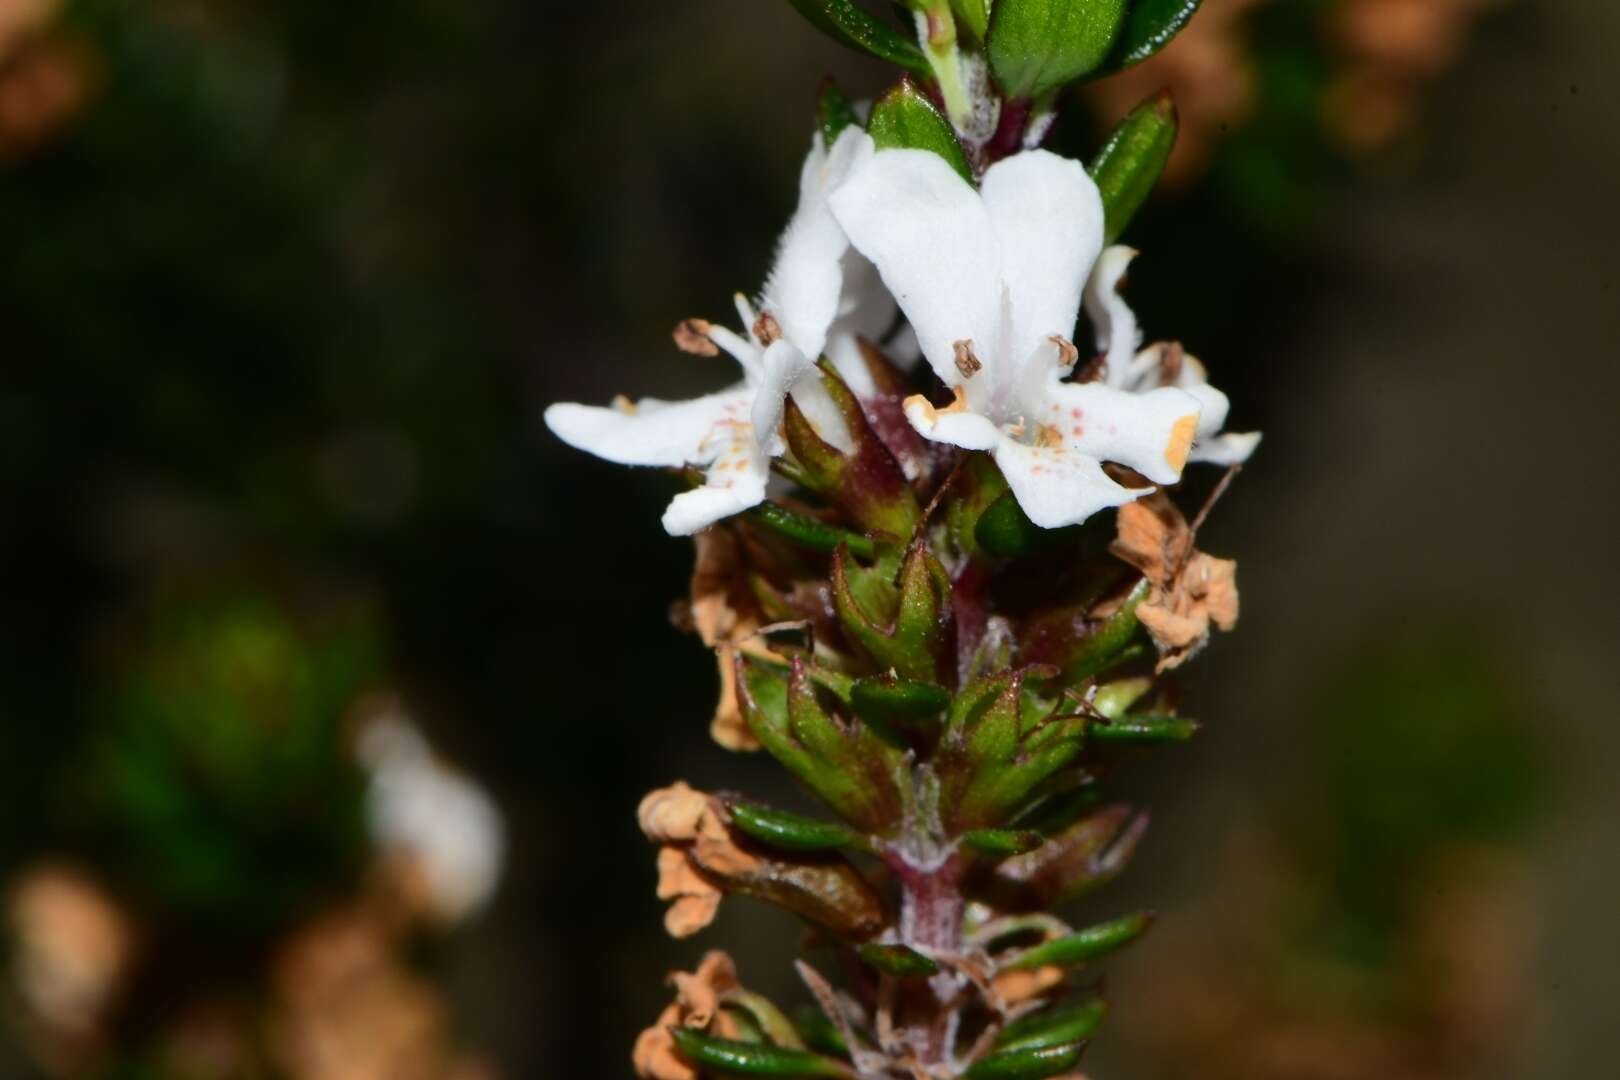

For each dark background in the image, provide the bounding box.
[1,0,1616,1075]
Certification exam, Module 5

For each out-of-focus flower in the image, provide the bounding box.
[6,864,133,1075]
[1326,0,1505,153]
[1085,0,1267,188]
[269,906,496,1080]
[545,127,894,536]
[1111,492,1240,670]
[355,704,505,926]
[830,146,1202,528]
[1084,246,1260,467]
[632,950,745,1080]
[0,0,58,57]
[0,27,98,160]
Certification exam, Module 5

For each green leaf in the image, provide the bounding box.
[950,0,991,40]
[669,1027,855,1077]
[1088,90,1178,244]
[785,0,932,75]
[858,942,941,977]
[965,1039,1088,1080]
[1004,911,1154,970]
[962,828,1045,856]
[987,0,1129,99]
[1059,579,1150,687]
[868,80,973,183]
[994,1000,1108,1052]
[818,80,861,146]
[735,655,903,833]
[1103,0,1202,72]
[750,502,877,561]
[793,1006,850,1057]
[1089,713,1199,743]
[730,802,867,853]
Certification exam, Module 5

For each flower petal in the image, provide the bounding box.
[980,150,1104,383]
[829,147,1001,389]
[544,389,768,535]
[1170,356,1262,466]
[544,389,750,467]
[1192,431,1262,466]
[663,448,769,536]
[903,391,1001,451]
[1083,245,1146,385]
[992,436,1144,529]
[762,129,875,361]
[1030,381,1202,485]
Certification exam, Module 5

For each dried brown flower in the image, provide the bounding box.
[269,905,489,1080]
[6,863,133,1073]
[1111,492,1239,671]
[632,951,745,1080]
[0,29,98,160]
[688,526,781,751]
[638,782,737,938]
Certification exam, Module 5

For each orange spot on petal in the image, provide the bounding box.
[1165,414,1198,472]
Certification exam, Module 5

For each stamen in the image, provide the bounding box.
[953,339,983,379]
[672,318,719,357]
[1158,341,1186,386]
[1048,335,1079,368]
[752,310,784,347]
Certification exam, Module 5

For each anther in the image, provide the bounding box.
[673,318,719,357]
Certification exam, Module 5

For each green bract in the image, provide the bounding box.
[988,0,1129,100]
[867,80,974,182]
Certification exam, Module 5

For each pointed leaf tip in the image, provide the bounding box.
[1105,0,1205,72]
[1090,90,1179,244]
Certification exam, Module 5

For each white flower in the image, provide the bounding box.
[828,146,1204,530]
[1084,246,1261,466]
[544,127,893,536]
[357,713,505,924]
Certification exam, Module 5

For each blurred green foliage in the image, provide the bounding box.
[86,595,376,939]
[1307,631,1548,970]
